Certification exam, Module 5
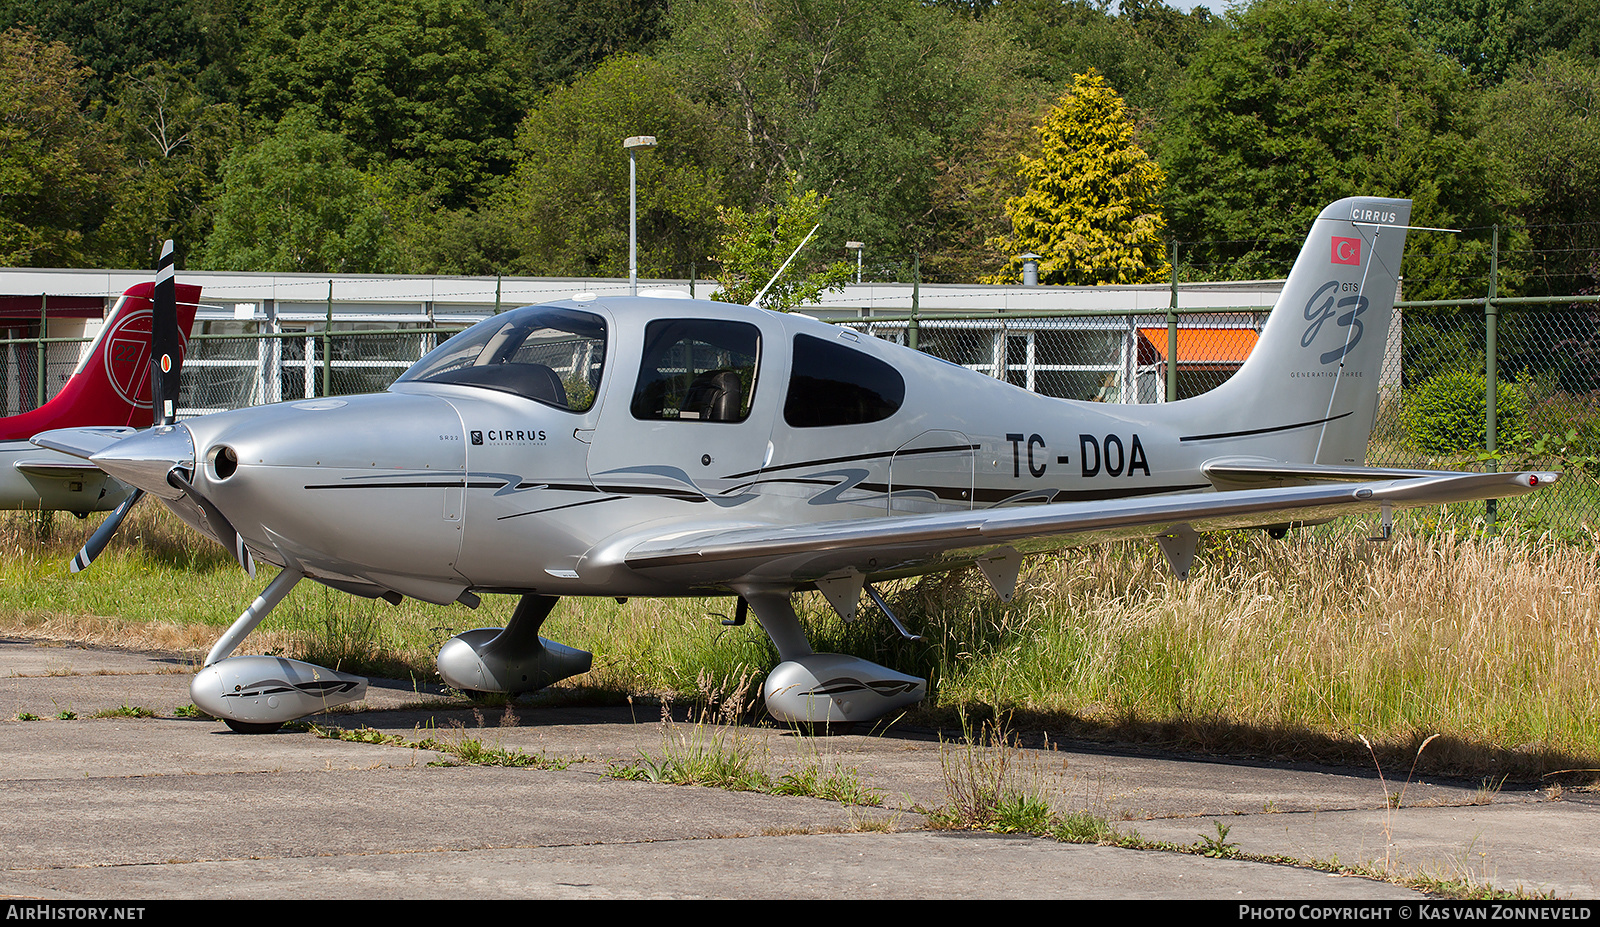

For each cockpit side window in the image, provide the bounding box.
[396,306,606,412]
[784,333,905,427]
[631,319,761,423]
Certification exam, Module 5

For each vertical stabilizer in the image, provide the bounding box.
[1180,197,1411,466]
[0,274,200,441]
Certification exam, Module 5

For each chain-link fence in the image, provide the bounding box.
[0,335,94,417]
[843,296,1600,541]
[0,324,460,419]
[179,324,453,413]
[7,284,1599,541]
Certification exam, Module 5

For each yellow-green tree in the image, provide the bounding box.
[986,70,1168,286]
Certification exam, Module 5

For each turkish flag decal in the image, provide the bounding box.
[1332,237,1362,265]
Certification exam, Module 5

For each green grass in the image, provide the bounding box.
[91,704,155,718]
[304,723,573,769]
[605,686,882,806]
[4,502,1600,781]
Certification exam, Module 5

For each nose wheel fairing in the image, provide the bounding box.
[191,656,367,729]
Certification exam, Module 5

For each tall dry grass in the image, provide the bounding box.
[893,527,1600,777]
[3,505,1596,777]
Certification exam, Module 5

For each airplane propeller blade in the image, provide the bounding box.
[166,469,256,578]
[151,240,181,427]
[69,488,144,573]
[67,239,182,574]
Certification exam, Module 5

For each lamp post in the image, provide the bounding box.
[845,241,864,284]
[623,135,657,295]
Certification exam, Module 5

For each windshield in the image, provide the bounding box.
[396,305,607,412]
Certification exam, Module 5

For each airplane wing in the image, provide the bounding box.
[620,470,1555,590]
[12,457,107,479]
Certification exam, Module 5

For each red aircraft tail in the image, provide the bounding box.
[0,281,201,441]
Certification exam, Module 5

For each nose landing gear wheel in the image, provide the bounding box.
[223,718,285,734]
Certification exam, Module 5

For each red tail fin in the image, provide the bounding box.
[0,281,201,440]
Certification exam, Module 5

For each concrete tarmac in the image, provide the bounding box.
[2,638,1596,901]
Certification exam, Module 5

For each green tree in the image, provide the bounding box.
[986,70,1168,285]
[1480,54,1600,392]
[1402,0,1524,81]
[922,89,1054,283]
[711,174,852,311]
[666,0,1024,267]
[447,55,732,277]
[0,28,122,266]
[97,62,241,268]
[1485,55,1600,296]
[198,112,397,273]
[241,0,525,209]
[1157,0,1504,299]
[0,0,222,106]
[1516,0,1600,62]
[492,0,669,89]
[991,0,1217,116]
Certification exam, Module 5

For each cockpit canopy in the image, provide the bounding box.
[396,305,606,412]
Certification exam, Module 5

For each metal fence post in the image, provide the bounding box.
[35,295,46,410]
[1167,242,1179,402]
[1485,225,1500,534]
[909,253,920,352]
[322,281,333,398]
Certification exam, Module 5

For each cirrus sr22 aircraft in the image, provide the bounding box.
[36,197,1556,733]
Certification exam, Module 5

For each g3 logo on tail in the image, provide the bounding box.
[103,309,155,409]
[1302,281,1368,365]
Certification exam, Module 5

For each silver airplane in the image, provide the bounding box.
[36,197,1556,733]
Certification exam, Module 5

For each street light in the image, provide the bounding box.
[845,241,864,284]
[623,135,658,295]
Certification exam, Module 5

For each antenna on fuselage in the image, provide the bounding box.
[749,221,822,310]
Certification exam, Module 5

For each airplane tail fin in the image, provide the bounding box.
[1177,196,1411,466]
[0,271,200,441]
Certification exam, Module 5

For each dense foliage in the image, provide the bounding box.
[0,0,1595,308]
[1406,369,1530,454]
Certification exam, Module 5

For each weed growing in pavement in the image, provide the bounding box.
[304,722,572,769]
[92,704,155,718]
[1196,821,1240,858]
[920,710,1139,846]
[606,672,881,806]
[926,711,1044,830]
